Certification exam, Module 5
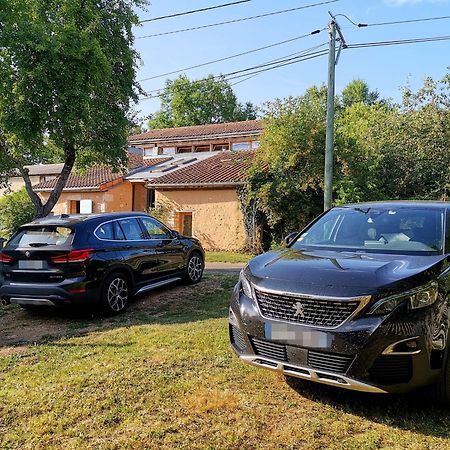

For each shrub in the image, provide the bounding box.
[0,188,35,238]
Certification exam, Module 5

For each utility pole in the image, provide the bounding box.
[323,12,346,211]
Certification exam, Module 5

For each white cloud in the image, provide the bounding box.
[385,0,448,5]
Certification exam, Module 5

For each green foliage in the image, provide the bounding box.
[0,189,34,238]
[0,0,148,216]
[246,87,328,239]
[247,76,450,246]
[148,74,258,129]
[148,202,171,224]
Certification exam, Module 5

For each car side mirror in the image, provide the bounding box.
[284,232,299,247]
[171,230,180,239]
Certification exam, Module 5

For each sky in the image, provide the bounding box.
[133,0,450,121]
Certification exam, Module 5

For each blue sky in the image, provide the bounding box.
[133,0,450,120]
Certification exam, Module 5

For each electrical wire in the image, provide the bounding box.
[138,29,324,82]
[136,0,340,39]
[139,47,329,100]
[335,13,450,28]
[347,35,450,49]
[139,0,251,24]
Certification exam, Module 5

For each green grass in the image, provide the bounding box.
[205,251,252,264]
[1,274,449,449]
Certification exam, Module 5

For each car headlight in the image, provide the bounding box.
[367,282,438,315]
[239,270,253,298]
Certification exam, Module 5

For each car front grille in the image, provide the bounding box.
[368,355,413,385]
[251,337,288,362]
[307,351,354,374]
[250,337,353,373]
[254,289,360,328]
[229,325,247,351]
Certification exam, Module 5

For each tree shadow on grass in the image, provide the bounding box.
[285,376,450,440]
[0,273,238,350]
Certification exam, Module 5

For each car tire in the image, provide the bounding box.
[101,273,130,315]
[184,252,204,285]
[433,347,450,405]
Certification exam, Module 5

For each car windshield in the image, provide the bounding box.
[292,207,445,254]
[8,226,74,248]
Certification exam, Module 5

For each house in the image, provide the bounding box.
[27,120,264,251]
[127,120,264,251]
[147,151,255,251]
[0,163,64,196]
[33,152,169,215]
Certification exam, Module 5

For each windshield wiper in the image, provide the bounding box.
[28,243,55,247]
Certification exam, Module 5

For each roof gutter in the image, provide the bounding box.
[146,181,245,189]
[128,129,263,145]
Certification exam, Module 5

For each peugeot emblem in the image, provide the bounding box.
[293,302,305,318]
[25,251,31,258]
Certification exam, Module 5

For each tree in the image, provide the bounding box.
[0,0,147,218]
[148,74,258,129]
[0,189,34,238]
[246,86,328,241]
[340,79,380,109]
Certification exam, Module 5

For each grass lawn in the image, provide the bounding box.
[205,251,252,264]
[1,274,449,449]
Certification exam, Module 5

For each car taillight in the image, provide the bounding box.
[51,249,94,264]
[0,252,13,263]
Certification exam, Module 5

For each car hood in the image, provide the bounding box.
[247,248,448,297]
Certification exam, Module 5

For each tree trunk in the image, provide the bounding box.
[39,147,76,218]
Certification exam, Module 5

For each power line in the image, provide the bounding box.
[347,35,450,49]
[139,0,251,24]
[138,29,324,82]
[136,0,340,39]
[140,45,328,96]
[139,47,329,100]
[335,13,450,28]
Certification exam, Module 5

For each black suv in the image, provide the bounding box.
[0,212,204,314]
[230,202,450,403]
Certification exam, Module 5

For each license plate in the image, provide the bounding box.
[264,322,331,348]
[18,260,46,270]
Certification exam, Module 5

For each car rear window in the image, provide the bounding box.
[8,226,74,248]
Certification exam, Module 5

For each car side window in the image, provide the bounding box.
[96,222,114,240]
[113,221,126,241]
[140,217,171,239]
[118,218,145,240]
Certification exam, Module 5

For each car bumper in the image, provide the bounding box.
[229,283,442,394]
[0,278,99,307]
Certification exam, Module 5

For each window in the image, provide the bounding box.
[231,142,251,151]
[113,221,126,240]
[9,227,73,248]
[194,145,210,152]
[140,217,171,239]
[294,207,444,254]
[177,146,192,154]
[213,144,230,151]
[175,212,193,237]
[147,189,156,209]
[69,200,80,214]
[118,218,145,240]
[96,222,114,240]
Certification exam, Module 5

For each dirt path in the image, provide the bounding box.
[0,275,226,356]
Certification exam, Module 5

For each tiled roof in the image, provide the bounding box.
[128,120,263,143]
[148,151,255,187]
[127,153,171,168]
[33,154,172,191]
[33,166,123,191]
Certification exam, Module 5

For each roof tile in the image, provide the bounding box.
[148,151,254,187]
[128,120,263,143]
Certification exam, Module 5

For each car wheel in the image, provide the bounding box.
[101,273,130,315]
[433,347,450,404]
[184,252,204,284]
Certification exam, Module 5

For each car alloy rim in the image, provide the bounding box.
[107,277,128,312]
[188,255,203,281]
